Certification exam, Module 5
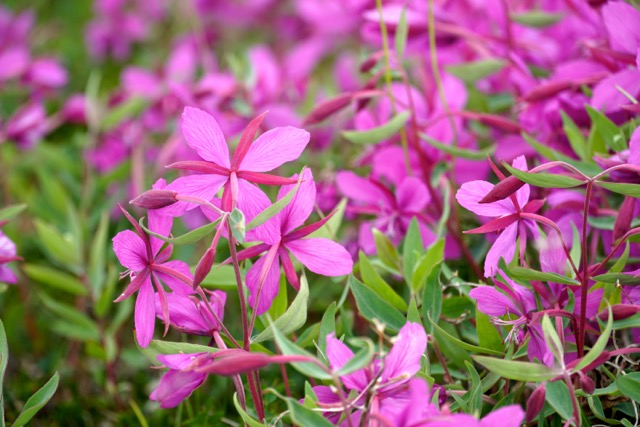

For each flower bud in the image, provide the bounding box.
[578,371,595,395]
[130,189,178,209]
[193,247,216,289]
[526,383,547,422]
[597,304,640,322]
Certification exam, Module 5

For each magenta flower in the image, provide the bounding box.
[336,172,435,255]
[0,230,18,284]
[160,107,310,223]
[112,179,194,347]
[314,322,427,425]
[155,290,226,337]
[235,168,353,315]
[150,353,209,408]
[456,156,540,277]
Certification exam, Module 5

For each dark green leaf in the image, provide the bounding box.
[504,163,585,189]
[473,356,560,381]
[617,373,640,402]
[403,217,424,285]
[372,229,401,271]
[350,276,406,332]
[412,239,444,292]
[272,323,331,380]
[585,105,627,152]
[561,111,587,161]
[358,252,407,312]
[318,302,336,356]
[431,318,503,356]
[546,381,574,421]
[422,266,442,334]
[508,266,579,286]
[285,397,334,427]
[597,181,640,198]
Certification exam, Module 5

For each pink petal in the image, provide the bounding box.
[278,168,316,235]
[122,67,162,99]
[629,127,640,167]
[156,260,194,295]
[336,171,392,207]
[149,369,207,408]
[602,2,640,55]
[285,238,353,276]
[135,281,156,348]
[180,107,230,168]
[113,230,148,271]
[237,178,280,244]
[484,222,518,277]
[592,69,640,114]
[396,177,430,213]
[160,174,228,216]
[480,405,525,427]
[326,333,368,391]
[380,323,427,385]
[456,181,516,218]
[511,156,531,209]
[246,251,281,315]
[469,286,522,317]
[240,126,309,172]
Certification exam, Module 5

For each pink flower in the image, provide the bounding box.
[155,290,226,337]
[112,179,194,347]
[235,169,353,315]
[0,230,18,284]
[456,156,539,277]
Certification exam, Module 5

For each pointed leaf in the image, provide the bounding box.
[446,59,506,83]
[246,170,305,232]
[504,162,585,188]
[350,275,406,332]
[342,111,410,145]
[23,264,88,296]
[473,356,560,381]
[11,372,59,427]
[359,252,407,312]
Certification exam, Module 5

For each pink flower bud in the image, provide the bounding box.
[130,189,178,209]
[193,247,216,289]
[597,304,640,322]
[526,383,547,422]
[578,372,595,395]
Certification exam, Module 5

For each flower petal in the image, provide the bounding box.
[285,238,353,276]
[180,107,230,168]
[396,177,430,213]
[135,281,156,348]
[456,181,516,218]
[237,178,281,244]
[240,126,309,172]
[484,222,518,277]
[380,322,427,386]
[149,369,207,408]
[246,251,281,315]
[113,230,148,271]
[156,260,194,295]
[278,168,316,235]
[326,333,368,391]
[469,286,521,317]
[480,405,525,427]
[336,171,392,207]
[160,174,228,217]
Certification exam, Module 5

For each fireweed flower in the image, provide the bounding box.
[235,168,353,315]
[456,155,540,278]
[160,106,310,226]
[336,172,435,255]
[112,179,194,347]
[0,230,19,284]
[155,290,226,337]
[313,322,427,425]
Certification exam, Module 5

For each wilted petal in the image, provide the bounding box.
[396,177,430,213]
[381,323,427,386]
[484,222,518,277]
[456,181,516,218]
[240,126,310,172]
[135,281,156,348]
[326,333,368,391]
[285,238,353,276]
[246,252,281,315]
[180,107,230,168]
[113,230,148,271]
[149,369,207,408]
[278,168,316,235]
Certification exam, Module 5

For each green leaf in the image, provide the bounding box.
[336,338,375,376]
[596,181,640,198]
[541,315,564,364]
[318,302,336,356]
[342,111,411,145]
[546,381,574,421]
[23,264,88,296]
[592,273,638,285]
[504,162,585,189]
[476,310,504,352]
[246,170,305,231]
[0,204,27,222]
[561,111,587,161]
[88,211,109,296]
[308,198,347,239]
[511,11,564,27]
[285,397,334,427]
[508,266,579,286]
[350,275,406,332]
[473,356,560,381]
[272,323,331,380]
[139,340,218,365]
[422,265,442,334]
[412,239,444,292]
[431,318,503,356]
[394,6,408,59]
[39,292,99,341]
[267,275,288,321]
[200,264,237,289]
[585,105,627,152]
[229,208,246,243]
[101,97,147,131]
[373,229,401,271]
[446,59,506,83]
[34,220,81,271]
[407,299,421,323]
[617,373,640,402]
[358,252,407,312]
[464,361,483,414]
[0,319,8,425]
[253,274,309,343]
[139,217,218,246]
[11,372,59,427]
[419,134,496,160]
[233,393,268,427]
[403,217,424,285]
[611,312,640,330]
[573,305,613,372]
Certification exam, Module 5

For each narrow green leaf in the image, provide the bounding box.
[573,305,613,372]
[372,229,401,271]
[336,338,375,376]
[23,264,88,296]
[508,266,579,286]
[350,276,406,332]
[394,7,408,59]
[0,319,8,425]
[88,211,109,296]
[412,239,444,292]
[407,299,421,323]
[12,372,59,427]
[561,111,587,160]
[267,275,288,321]
[233,393,269,427]
[229,208,246,243]
[253,274,309,343]
[541,315,564,364]
[597,181,640,198]
[422,265,442,334]
[0,204,27,222]
[446,59,506,83]
[504,163,585,189]
[592,273,638,285]
[431,317,503,356]
[39,293,99,341]
[272,323,331,380]
[464,361,483,414]
[200,264,237,289]
[419,134,496,160]
[403,217,424,285]
[511,11,564,27]
[358,252,407,312]
[34,220,81,270]
[585,105,627,152]
[247,171,305,231]
[342,111,411,145]
[318,302,336,356]
[545,381,574,421]
[101,97,147,131]
[308,198,347,239]
[139,340,218,365]
[286,397,334,427]
[139,217,218,246]
[617,373,640,402]
[476,310,504,352]
[473,356,560,382]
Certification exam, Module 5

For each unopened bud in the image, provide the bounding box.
[578,371,595,395]
[130,189,178,209]
[526,383,547,422]
[479,175,525,204]
[193,247,216,289]
[597,304,640,322]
